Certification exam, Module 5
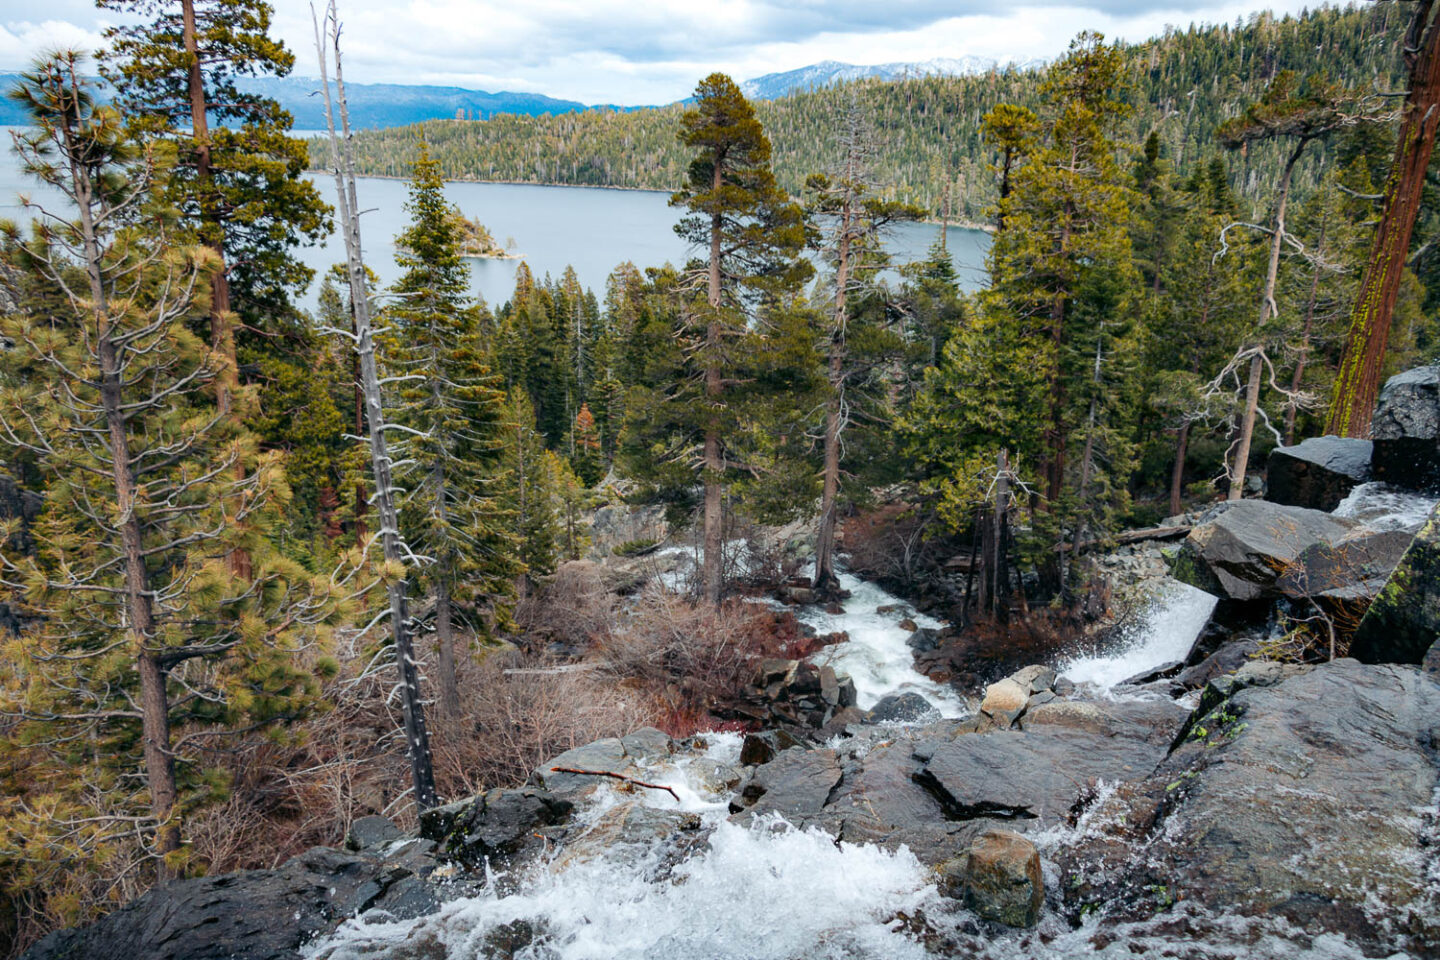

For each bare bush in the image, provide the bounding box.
[514,561,617,651]
[842,502,951,587]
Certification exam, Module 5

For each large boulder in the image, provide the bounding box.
[1056,660,1440,954]
[1350,500,1440,664]
[1265,436,1371,511]
[419,787,573,868]
[1370,365,1440,490]
[943,829,1044,928]
[530,728,673,799]
[1274,527,1413,602]
[1172,500,1359,601]
[22,846,439,960]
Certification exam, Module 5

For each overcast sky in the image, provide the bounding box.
[3,0,1323,105]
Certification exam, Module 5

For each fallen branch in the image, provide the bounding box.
[550,766,680,802]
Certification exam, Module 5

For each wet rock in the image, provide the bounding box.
[913,728,1169,822]
[1171,500,1359,601]
[1116,660,1184,687]
[1265,436,1372,511]
[730,747,841,822]
[21,847,430,960]
[1370,365,1440,490]
[1350,500,1440,664]
[1058,660,1440,955]
[739,729,805,766]
[868,692,939,723]
[1275,527,1412,602]
[1019,698,1188,747]
[420,788,573,867]
[978,678,1029,728]
[345,814,404,852]
[959,829,1044,928]
[906,628,941,654]
[532,728,673,799]
[1171,638,1260,690]
[898,617,919,632]
[1006,665,1057,694]
[548,802,703,870]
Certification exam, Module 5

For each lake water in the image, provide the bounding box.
[0,128,989,310]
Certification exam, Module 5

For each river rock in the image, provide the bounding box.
[1171,500,1359,601]
[1371,365,1440,490]
[420,787,573,867]
[531,728,673,799]
[957,829,1044,928]
[730,747,841,822]
[978,678,1029,728]
[1265,436,1372,511]
[345,814,404,852]
[21,846,437,960]
[1056,660,1440,954]
[1274,527,1412,601]
[868,692,939,723]
[1350,499,1440,664]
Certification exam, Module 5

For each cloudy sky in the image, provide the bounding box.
[4,0,1321,105]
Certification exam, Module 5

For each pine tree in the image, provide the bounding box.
[670,73,808,604]
[571,403,604,486]
[502,390,560,592]
[380,143,518,717]
[0,54,341,892]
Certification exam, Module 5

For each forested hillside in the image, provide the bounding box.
[325,5,1408,219]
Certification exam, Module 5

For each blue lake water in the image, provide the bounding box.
[1,128,989,310]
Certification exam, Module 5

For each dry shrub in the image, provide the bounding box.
[597,587,819,734]
[431,650,658,797]
[514,560,616,651]
[842,502,951,588]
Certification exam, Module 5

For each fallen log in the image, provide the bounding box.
[549,766,680,802]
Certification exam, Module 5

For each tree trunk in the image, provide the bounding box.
[702,160,725,606]
[435,577,459,718]
[1169,419,1192,517]
[813,194,853,597]
[1285,242,1324,445]
[315,4,437,810]
[1328,1,1440,437]
[1230,140,1303,500]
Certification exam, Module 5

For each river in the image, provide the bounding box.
[0,128,990,310]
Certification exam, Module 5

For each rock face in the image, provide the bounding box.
[1370,365,1440,489]
[1265,436,1372,511]
[1350,500,1440,664]
[959,829,1044,928]
[531,728,673,799]
[419,787,573,867]
[22,845,444,960]
[1172,500,1362,601]
[867,691,938,723]
[1057,660,1440,954]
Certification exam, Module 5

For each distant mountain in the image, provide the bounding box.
[738,57,1035,100]
[0,73,595,129]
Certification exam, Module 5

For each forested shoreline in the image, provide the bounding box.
[0,0,1438,956]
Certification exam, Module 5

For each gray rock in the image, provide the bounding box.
[1425,639,1440,677]
[1172,638,1260,689]
[730,747,841,823]
[1350,500,1440,664]
[1019,698,1189,747]
[1172,500,1359,601]
[738,729,805,766]
[1116,659,1184,687]
[1275,528,1412,602]
[20,846,432,960]
[867,692,939,723]
[1006,664,1057,694]
[344,814,404,852]
[531,728,673,798]
[1057,660,1440,953]
[419,788,573,867]
[1265,436,1372,511]
[1371,365,1440,490]
[906,628,941,654]
[913,728,1170,823]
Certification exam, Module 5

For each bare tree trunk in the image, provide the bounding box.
[1169,419,1192,517]
[435,577,459,718]
[1285,243,1323,445]
[1329,0,1440,437]
[703,161,725,607]
[813,193,853,597]
[1231,141,1303,500]
[315,2,437,810]
[991,449,1010,618]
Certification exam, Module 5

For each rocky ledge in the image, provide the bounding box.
[25,655,1440,960]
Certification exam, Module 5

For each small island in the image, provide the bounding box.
[448,209,519,259]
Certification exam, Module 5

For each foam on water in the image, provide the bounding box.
[794,572,968,717]
[1058,579,1217,690]
[1333,481,1437,532]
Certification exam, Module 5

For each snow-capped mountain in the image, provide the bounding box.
[739,56,1039,100]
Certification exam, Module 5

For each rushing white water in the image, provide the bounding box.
[1058,579,1217,690]
[794,572,969,718]
[1333,481,1437,532]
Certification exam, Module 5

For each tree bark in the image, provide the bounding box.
[1230,140,1303,500]
[703,158,725,606]
[1328,1,1440,437]
[1168,419,1192,517]
[1285,236,1324,446]
[813,188,853,598]
[435,577,459,718]
[315,3,437,810]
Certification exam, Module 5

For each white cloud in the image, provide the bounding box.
[0,19,108,67]
[5,0,1327,104]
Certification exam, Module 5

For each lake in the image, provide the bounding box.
[0,128,989,310]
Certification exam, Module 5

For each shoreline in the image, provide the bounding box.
[303,167,996,232]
